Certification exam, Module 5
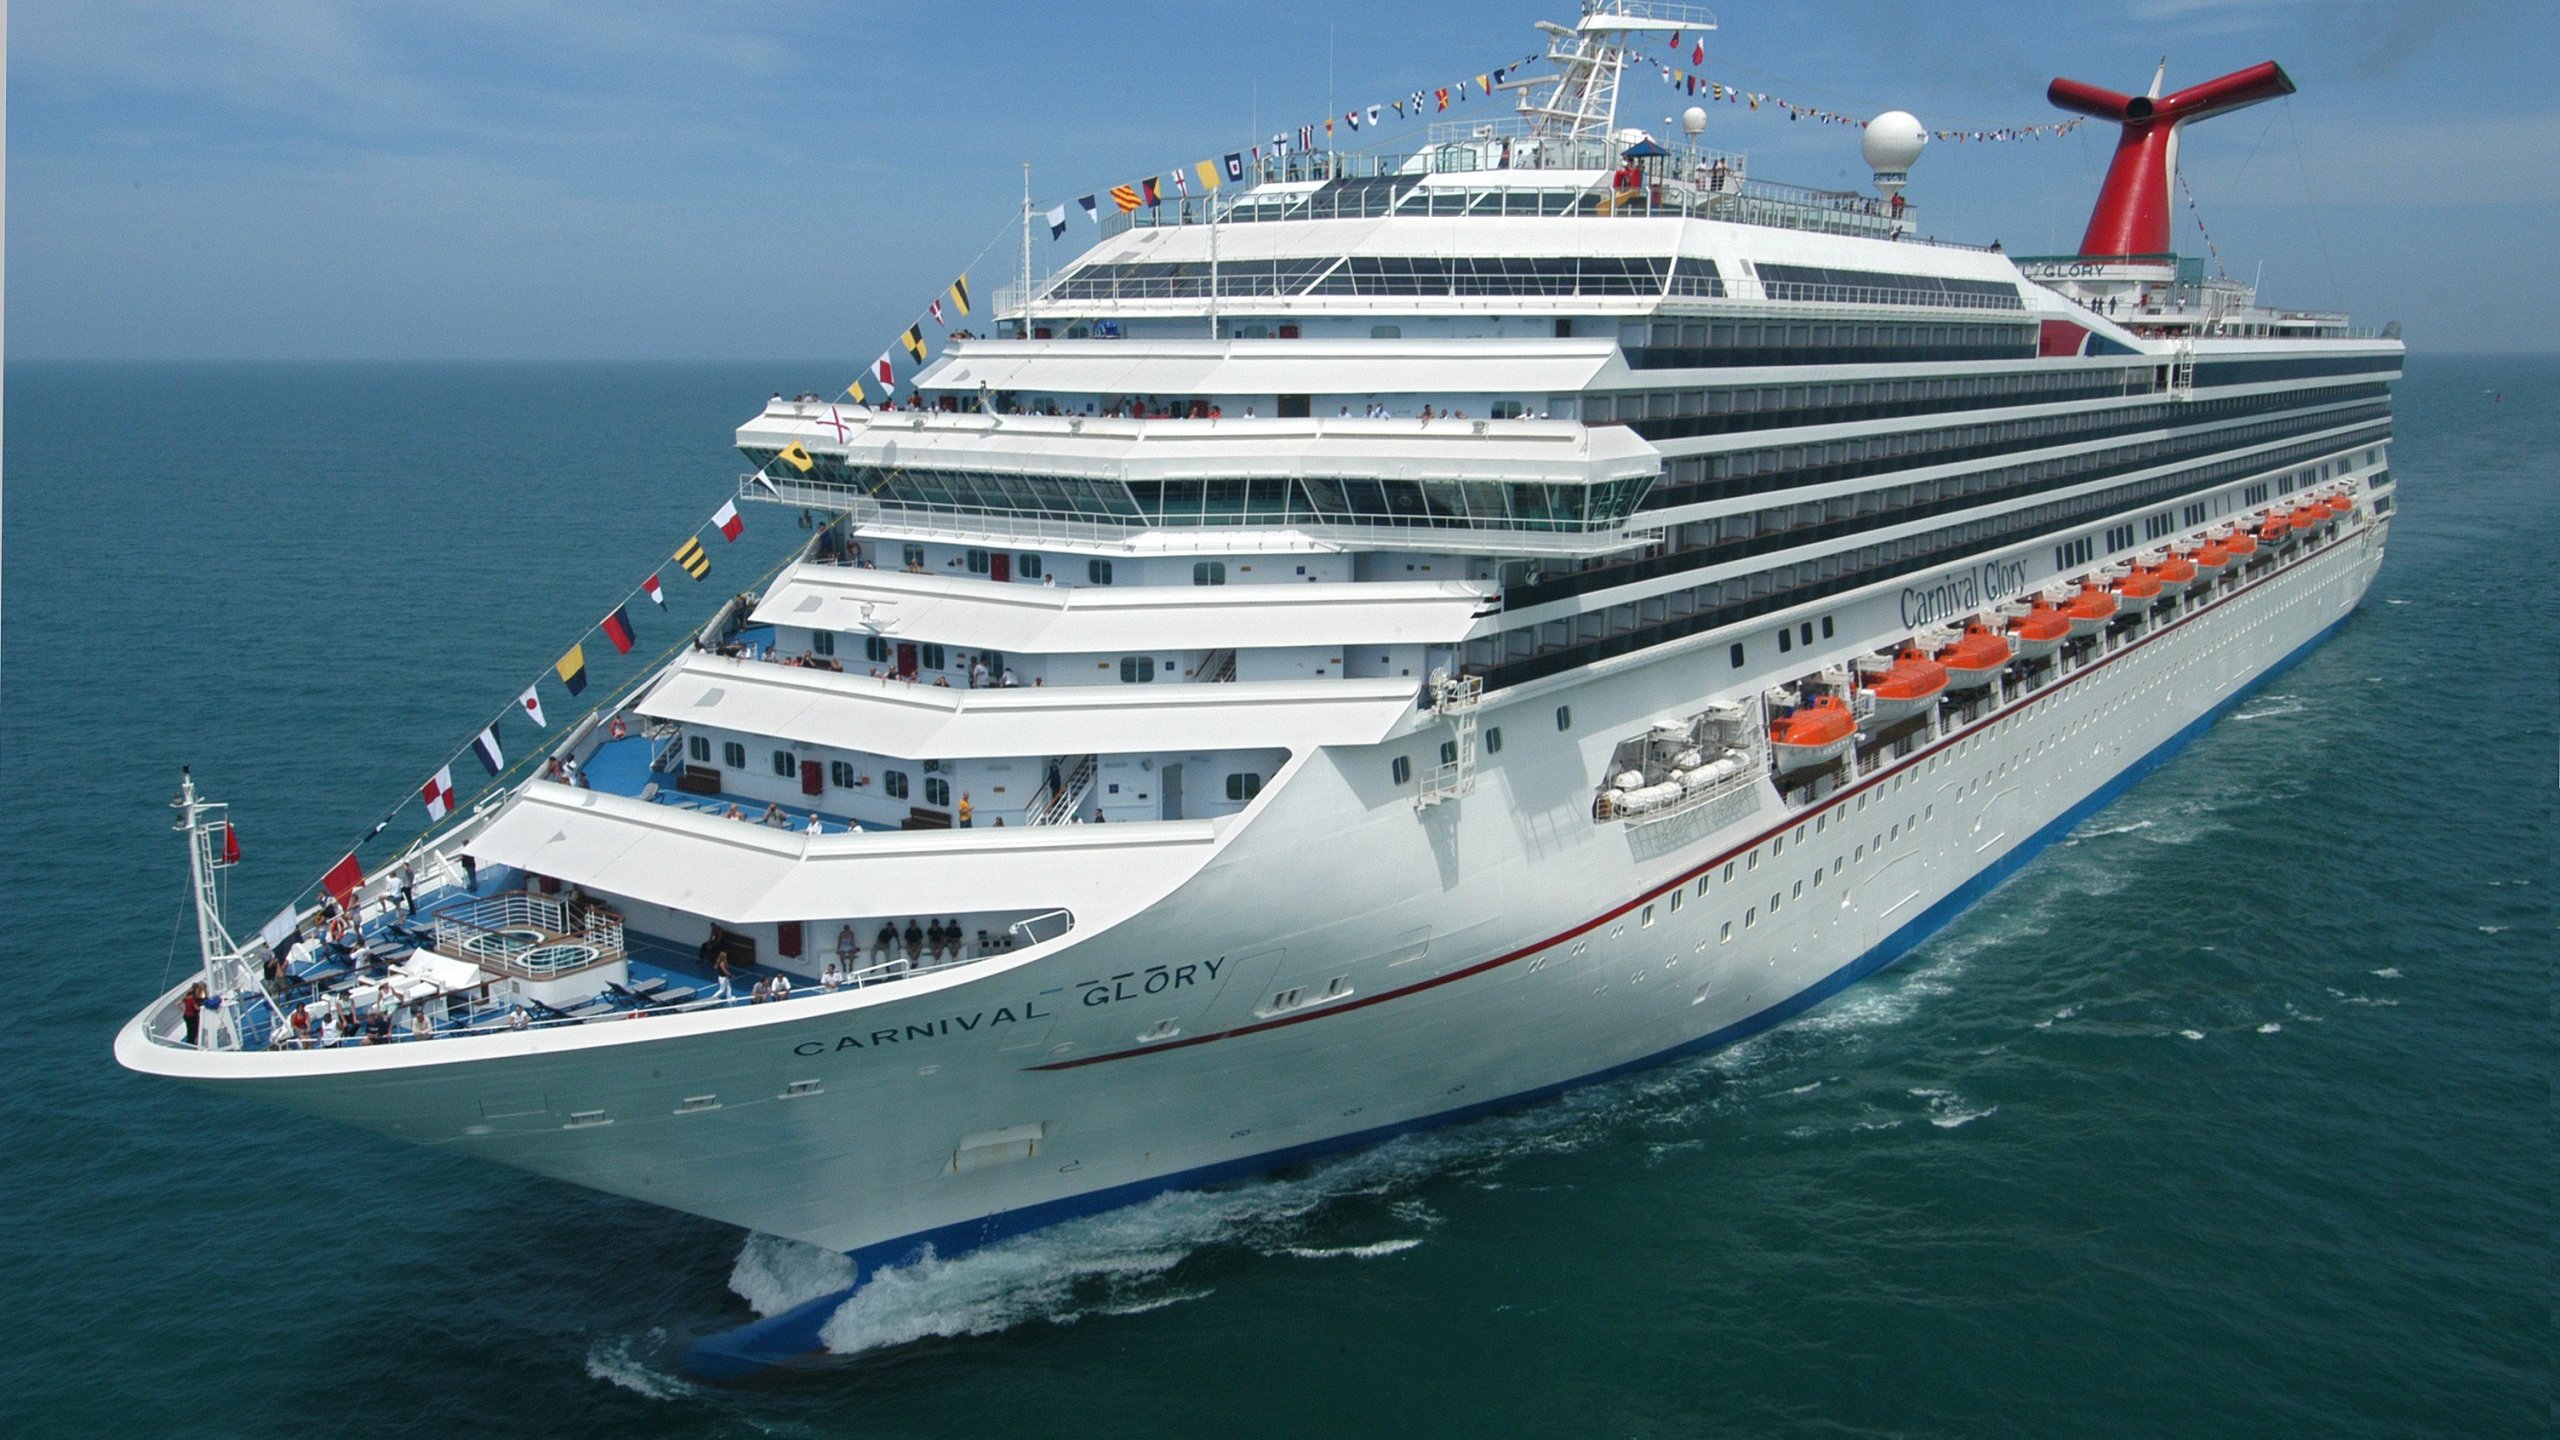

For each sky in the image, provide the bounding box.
[9,0,2556,361]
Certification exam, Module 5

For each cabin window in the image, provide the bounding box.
[811,631,836,657]
[1485,727,1504,754]
[902,543,927,570]
[828,760,857,788]
[965,549,992,574]
[1118,656,1156,683]
[918,643,947,671]
[1226,772,1263,801]
[1821,616,1835,639]
[1730,643,1746,668]
[1088,560,1115,585]
[1778,630,1791,654]
[1018,554,1043,580]
[771,749,795,778]
[884,771,910,800]
[1555,706,1572,731]
[865,635,893,663]
[1372,324,1402,338]
[722,741,746,769]
[925,777,952,807]
[1391,757,1412,785]
[688,735,711,762]
[1641,904,1656,928]
[1439,740,1458,766]
[1194,561,1226,586]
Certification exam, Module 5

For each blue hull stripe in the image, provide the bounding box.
[684,593,2361,1381]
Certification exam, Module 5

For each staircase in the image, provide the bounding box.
[1415,672,1483,809]
[1026,755,1097,826]
[2168,335,2197,402]
[1193,648,1238,683]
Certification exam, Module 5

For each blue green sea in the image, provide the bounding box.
[1,356,2547,1438]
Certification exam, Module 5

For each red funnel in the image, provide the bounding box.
[2048,61,2295,258]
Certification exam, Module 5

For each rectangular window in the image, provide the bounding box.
[924,777,951,807]
[884,771,910,800]
[965,548,992,575]
[1439,740,1458,766]
[1730,643,1746,668]
[1556,706,1572,731]
[1485,726,1504,754]
[1391,756,1412,784]
[688,735,711,762]
[902,543,927,570]
[1641,904,1656,928]
[771,749,795,778]
[828,759,857,788]
[1088,559,1115,585]
[722,741,746,769]
[1018,554,1043,579]
[1119,656,1155,683]
[865,635,893,663]
[811,630,835,656]
[1226,772,1263,801]
[1194,561,1226,586]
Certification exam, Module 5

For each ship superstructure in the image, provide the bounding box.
[118,2,2400,1375]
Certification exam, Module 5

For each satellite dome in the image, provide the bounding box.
[1862,111,1928,174]
[1681,106,1708,137]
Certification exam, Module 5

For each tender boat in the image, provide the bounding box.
[1859,648,1950,724]
[1768,694,1858,770]
[2002,600,2074,662]
[1937,623,2015,690]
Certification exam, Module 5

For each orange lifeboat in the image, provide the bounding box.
[2290,503,2328,532]
[2154,551,2199,595]
[2327,492,2354,514]
[1937,623,2015,690]
[2065,583,2119,637]
[2004,600,2073,662]
[1859,647,1949,724]
[2222,527,2258,558]
[2257,513,2293,547]
[2113,565,2164,608]
[1769,694,1857,769]
[2189,541,2231,574]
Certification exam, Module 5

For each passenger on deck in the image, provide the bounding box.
[409,1006,433,1041]
[957,794,974,827]
[761,803,787,827]
[712,955,735,1002]
[181,983,205,1045]
[821,962,843,991]
[924,919,946,960]
[903,919,924,961]
[751,978,772,1003]
[945,919,964,960]
[805,813,825,835]
[771,974,793,1000]
[724,804,746,820]
[288,1003,312,1047]
[318,1010,342,1047]
[873,923,897,964]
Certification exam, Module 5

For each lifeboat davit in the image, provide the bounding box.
[2065,584,2119,637]
[2327,492,2354,514]
[1769,695,1857,770]
[2154,551,2199,594]
[2005,601,2073,662]
[2113,565,2165,608]
[1860,648,1950,724]
[1937,623,2015,690]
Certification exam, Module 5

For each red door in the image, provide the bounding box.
[897,643,918,678]
[990,553,1011,582]
[776,921,802,959]
[800,759,824,796]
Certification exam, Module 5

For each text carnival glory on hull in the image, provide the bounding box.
[119,2,2400,1375]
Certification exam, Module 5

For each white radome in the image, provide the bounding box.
[1862,110,1928,174]
[1681,105,1708,137]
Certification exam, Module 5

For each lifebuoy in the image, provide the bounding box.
[609,717,627,739]
[325,915,347,942]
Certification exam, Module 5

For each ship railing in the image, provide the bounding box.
[429,890,626,978]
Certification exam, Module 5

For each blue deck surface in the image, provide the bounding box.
[579,732,884,833]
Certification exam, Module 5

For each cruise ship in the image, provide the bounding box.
[118,3,2400,1376]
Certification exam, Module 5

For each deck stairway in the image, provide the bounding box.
[1027,754,1098,826]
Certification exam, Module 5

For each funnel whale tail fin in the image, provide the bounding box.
[2048,61,2294,258]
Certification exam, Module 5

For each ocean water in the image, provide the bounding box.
[1,357,2547,1439]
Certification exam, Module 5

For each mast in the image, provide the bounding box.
[1019,162,1035,341]
[172,766,249,1048]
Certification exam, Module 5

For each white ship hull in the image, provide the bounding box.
[123,515,2384,1368]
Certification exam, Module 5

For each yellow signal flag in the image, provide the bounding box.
[948,274,972,316]
[901,326,927,363]
[845,375,867,403]
[779,441,815,472]
[673,536,710,580]
[1194,159,1222,192]
[1111,184,1141,212]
